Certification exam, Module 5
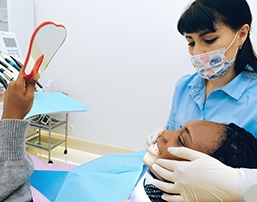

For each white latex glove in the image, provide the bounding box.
[145,128,164,152]
[150,147,257,202]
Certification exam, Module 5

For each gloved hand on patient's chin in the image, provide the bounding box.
[145,128,164,152]
[150,147,257,202]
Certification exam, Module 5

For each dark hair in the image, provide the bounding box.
[211,123,257,168]
[177,0,257,75]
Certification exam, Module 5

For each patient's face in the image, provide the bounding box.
[156,120,225,160]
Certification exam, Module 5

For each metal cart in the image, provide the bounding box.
[26,113,68,163]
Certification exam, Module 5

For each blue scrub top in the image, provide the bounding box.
[165,70,257,138]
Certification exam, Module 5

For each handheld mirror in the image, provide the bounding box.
[22,21,66,81]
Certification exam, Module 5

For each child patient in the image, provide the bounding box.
[143,120,257,202]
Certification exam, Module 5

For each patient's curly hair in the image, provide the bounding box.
[211,123,257,168]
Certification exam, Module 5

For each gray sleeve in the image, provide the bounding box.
[0,119,34,202]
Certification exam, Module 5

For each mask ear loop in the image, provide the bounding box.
[225,31,239,52]
[225,31,240,63]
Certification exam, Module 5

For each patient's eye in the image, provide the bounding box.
[178,136,185,146]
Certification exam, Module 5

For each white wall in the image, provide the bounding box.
[7,0,34,59]
[9,0,257,151]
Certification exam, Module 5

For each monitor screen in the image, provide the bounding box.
[3,37,17,48]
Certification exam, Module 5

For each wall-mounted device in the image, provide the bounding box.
[0,31,23,61]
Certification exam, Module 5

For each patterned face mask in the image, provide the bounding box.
[190,32,239,80]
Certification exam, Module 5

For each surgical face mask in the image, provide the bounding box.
[190,32,239,80]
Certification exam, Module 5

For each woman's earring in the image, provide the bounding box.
[239,45,242,49]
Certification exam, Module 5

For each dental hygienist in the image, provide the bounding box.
[145,0,257,201]
[0,72,39,201]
